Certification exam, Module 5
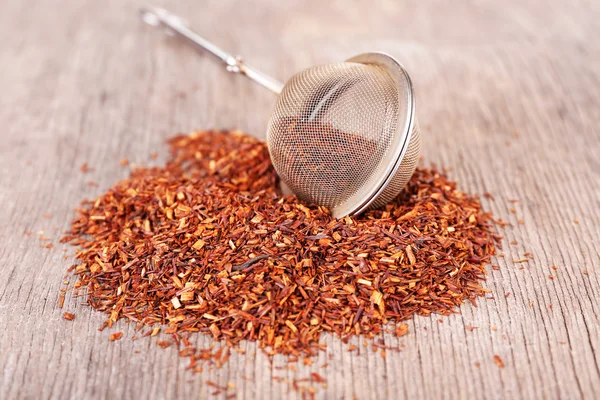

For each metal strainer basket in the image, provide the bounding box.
[141,7,420,218]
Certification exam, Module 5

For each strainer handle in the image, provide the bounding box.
[140,6,284,94]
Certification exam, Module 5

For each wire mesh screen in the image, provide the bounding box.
[266,62,400,210]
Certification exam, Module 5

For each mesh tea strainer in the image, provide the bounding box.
[141,6,421,218]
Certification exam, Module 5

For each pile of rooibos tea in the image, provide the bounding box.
[62,130,499,367]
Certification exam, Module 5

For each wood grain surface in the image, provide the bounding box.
[1,0,599,399]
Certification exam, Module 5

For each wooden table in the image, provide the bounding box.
[1,0,598,398]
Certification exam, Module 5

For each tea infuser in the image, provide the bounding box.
[140,6,420,218]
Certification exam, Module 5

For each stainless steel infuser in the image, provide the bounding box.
[140,6,420,218]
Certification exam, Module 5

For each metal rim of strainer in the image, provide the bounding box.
[326,52,417,218]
